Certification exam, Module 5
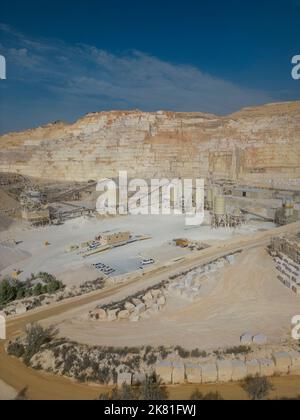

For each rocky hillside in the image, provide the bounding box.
[0,101,299,188]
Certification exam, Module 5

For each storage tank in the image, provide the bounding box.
[207,188,213,202]
[214,196,226,216]
[207,186,220,209]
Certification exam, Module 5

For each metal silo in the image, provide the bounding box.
[213,195,226,216]
[206,188,214,210]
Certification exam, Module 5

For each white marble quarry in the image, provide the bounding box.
[1,105,299,189]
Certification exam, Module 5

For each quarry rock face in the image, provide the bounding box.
[0,102,299,188]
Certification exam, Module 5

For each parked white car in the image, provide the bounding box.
[141,258,155,266]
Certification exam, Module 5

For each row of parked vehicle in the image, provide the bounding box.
[92,258,155,275]
[92,262,116,275]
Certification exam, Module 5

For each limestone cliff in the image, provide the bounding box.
[0,101,299,188]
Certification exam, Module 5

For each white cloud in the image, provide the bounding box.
[0,24,273,133]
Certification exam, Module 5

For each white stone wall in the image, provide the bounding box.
[155,350,300,385]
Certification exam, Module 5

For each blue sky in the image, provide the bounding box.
[0,0,299,134]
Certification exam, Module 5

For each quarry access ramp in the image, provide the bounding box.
[0,221,300,399]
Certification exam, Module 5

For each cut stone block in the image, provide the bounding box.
[185,363,202,384]
[157,296,166,306]
[156,361,173,384]
[245,359,260,377]
[288,351,300,375]
[94,308,107,320]
[184,278,194,288]
[231,360,247,381]
[173,285,184,296]
[226,255,235,264]
[135,303,146,315]
[117,373,132,387]
[151,289,161,298]
[150,303,160,313]
[253,334,267,345]
[200,362,218,384]
[217,360,233,382]
[172,361,185,384]
[118,310,130,320]
[143,292,153,302]
[129,314,140,322]
[145,300,154,309]
[125,302,136,312]
[240,333,253,345]
[132,298,143,306]
[107,309,119,321]
[258,358,275,377]
[272,352,292,374]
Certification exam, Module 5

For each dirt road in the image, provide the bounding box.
[1,221,300,400]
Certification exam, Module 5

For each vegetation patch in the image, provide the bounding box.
[98,374,168,400]
[7,323,210,386]
[0,272,64,309]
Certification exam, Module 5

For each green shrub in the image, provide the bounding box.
[241,375,274,401]
[97,367,111,384]
[98,374,169,401]
[62,352,78,374]
[158,346,170,360]
[0,272,63,309]
[99,384,137,400]
[47,280,63,294]
[224,346,251,355]
[191,348,207,358]
[0,278,19,306]
[7,341,25,358]
[23,323,58,365]
[33,284,43,296]
[190,390,224,400]
[146,353,157,366]
[175,346,190,358]
[138,373,168,400]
